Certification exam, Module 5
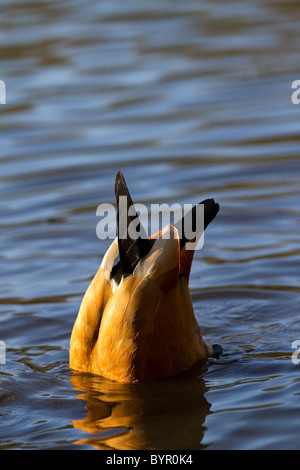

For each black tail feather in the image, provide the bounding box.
[111,171,219,280]
[174,198,219,250]
[114,171,154,277]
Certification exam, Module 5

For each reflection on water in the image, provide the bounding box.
[71,366,210,450]
[1,0,300,450]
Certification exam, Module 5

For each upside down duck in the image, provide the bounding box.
[70,171,220,383]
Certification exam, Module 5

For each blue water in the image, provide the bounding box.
[1,0,300,450]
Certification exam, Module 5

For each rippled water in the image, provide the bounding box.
[1,0,300,450]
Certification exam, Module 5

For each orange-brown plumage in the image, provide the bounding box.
[70,172,219,383]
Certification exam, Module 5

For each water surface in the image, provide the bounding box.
[1,0,300,450]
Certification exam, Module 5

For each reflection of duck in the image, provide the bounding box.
[70,367,211,450]
[70,172,219,383]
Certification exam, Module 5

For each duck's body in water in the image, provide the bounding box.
[70,172,220,383]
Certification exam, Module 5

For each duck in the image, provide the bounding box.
[70,171,220,383]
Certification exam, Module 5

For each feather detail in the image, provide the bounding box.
[69,172,219,382]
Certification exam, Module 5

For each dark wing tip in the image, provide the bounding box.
[113,171,219,275]
[113,171,154,279]
[203,198,220,230]
[174,198,220,250]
